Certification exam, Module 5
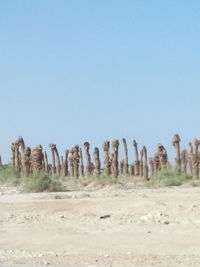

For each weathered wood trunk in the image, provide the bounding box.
[181,149,188,173]
[142,146,149,180]
[103,140,111,175]
[140,150,143,177]
[62,149,69,176]
[153,153,160,175]
[73,145,80,179]
[84,142,92,175]
[18,136,25,153]
[192,138,200,179]
[49,144,56,174]
[129,164,134,175]
[44,151,49,173]
[94,147,101,175]
[122,138,129,174]
[172,134,181,174]
[79,148,84,176]
[31,145,44,173]
[188,142,193,175]
[54,145,61,175]
[133,140,140,176]
[111,139,119,178]
[14,141,20,172]
[22,147,31,176]
[11,143,15,169]
[157,144,168,169]
[120,160,124,174]
[149,157,154,176]
[69,148,75,177]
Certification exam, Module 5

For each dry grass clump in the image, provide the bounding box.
[22,171,64,192]
[147,167,192,187]
[0,165,64,192]
[0,164,20,186]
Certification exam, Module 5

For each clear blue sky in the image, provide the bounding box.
[0,0,200,163]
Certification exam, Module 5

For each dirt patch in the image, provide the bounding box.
[0,185,200,266]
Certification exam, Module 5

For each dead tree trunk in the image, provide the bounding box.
[129,164,134,175]
[21,147,31,177]
[153,153,160,175]
[94,147,101,175]
[69,148,75,177]
[111,139,119,178]
[149,157,154,176]
[142,146,149,180]
[188,142,193,175]
[64,149,69,176]
[18,136,25,153]
[73,145,80,179]
[79,148,84,176]
[122,138,129,174]
[157,144,168,169]
[133,140,140,176]
[84,142,92,175]
[181,149,188,173]
[62,149,69,177]
[120,160,124,174]
[44,151,49,173]
[103,140,111,175]
[61,156,64,175]
[11,143,15,169]
[14,141,20,172]
[172,134,181,173]
[140,149,143,177]
[49,144,56,174]
[31,145,44,173]
[192,138,200,179]
[54,145,61,175]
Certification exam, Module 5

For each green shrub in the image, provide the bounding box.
[147,168,192,187]
[22,171,64,192]
[96,173,117,185]
[0,165,21,186]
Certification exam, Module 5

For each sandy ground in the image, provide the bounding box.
[1,184,200,267]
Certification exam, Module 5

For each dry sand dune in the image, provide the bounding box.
[0,185,200,267]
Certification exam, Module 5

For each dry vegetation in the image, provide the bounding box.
[0,134,200,191]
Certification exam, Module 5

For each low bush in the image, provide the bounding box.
[93,173,117,185]
[147,167,192,187]
[22,171,64,192]
[0,165,21,186]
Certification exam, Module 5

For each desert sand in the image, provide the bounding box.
[1,184,200,267]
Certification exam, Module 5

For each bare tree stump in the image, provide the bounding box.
[73,145,80,179]
[94,147,101,175]
[142,146,149,180]
[122,138,129,174]
[181,149,188,173]
[172,134,181,174]
[149,157,154,176]
[103,140,111,175]
[21,147,31,176]
[49,144,56,174]
[31,145,44,173]
[79,148,84,176]
[133,140,140,176]
[111,139,119,178]
[84,142,93,175]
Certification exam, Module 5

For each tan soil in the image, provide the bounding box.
[0,184,200,266]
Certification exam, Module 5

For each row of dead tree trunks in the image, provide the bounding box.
[8,134,200,180]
